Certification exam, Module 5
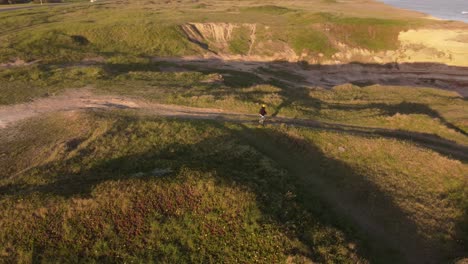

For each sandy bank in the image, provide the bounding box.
[398,29,468,66]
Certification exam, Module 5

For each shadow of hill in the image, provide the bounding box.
[233,124,466,264]
[1,117,465,263]
[169,112,468,163]
[302,61,468,96]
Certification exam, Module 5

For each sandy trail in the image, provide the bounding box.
[0,89,249,129]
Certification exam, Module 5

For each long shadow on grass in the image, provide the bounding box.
[1,117,466,263]
[269,117,468,162]
[327,101,468,136]
[233,125,466,264]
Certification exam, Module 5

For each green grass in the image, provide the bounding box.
[0,4,202,62]
[289,28,337,56]
[70,22,195,56]
[323,14,409,51]
[228,26,251,55]
[0,65,104,104]
[285,12,411,52]
[2,14,197,63]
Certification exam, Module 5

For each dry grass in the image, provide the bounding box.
[0,112,366,263]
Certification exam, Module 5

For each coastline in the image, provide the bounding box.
[375,0,468,23]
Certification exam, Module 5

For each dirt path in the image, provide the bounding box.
[1,89,467,161]
[0,89,239,129]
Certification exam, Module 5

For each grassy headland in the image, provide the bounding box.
[0,0,427,63]
[0,0,467,263]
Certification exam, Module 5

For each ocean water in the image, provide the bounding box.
[379,0,468,23]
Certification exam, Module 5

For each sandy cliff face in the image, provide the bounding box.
[182,23,468,67]
[182,23,237,48]
[331,29,468,66]
[182,23,257,54]
[181,22,299,61]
